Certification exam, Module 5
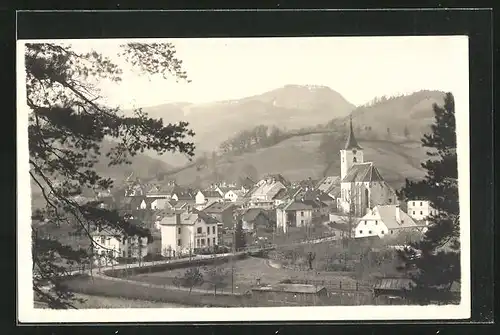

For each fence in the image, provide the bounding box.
[279,278,372,292]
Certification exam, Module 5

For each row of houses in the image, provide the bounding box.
[89,119,437,261]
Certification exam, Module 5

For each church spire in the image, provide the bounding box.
[344,115,362,150]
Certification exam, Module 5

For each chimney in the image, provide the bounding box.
[395,205,401,223]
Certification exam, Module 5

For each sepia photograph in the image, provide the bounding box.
[17,35,470,322]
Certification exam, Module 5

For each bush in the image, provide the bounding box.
[116,257,138,264]
[143,253,165,262]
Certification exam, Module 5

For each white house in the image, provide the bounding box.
[224,189,247,202]
[195,190,224,210]
[354,205,425,239]
[158,207,220,257]
[91,230,149,263]
[407,200,436,224]
[247,176,287,209]
[276,200,314,234]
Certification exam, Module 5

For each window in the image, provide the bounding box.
[413,202,415,206]
[122,251,126,257]
[359,230,363,234]
[213,238,216,245]
[197,227,202,234]
[342,157,344,162]
[301,220,304,225]
[390,230,393,234]
[212,226,216,234]
[207,226,210,234]
[207,238,211,246]
[368,230,372,234]
[353,150,357,154]
[353,157,357,163]
[301,211,304,216]
[100,236,105,244]
[201,239,206,246]
[420,211,423,215]
[388,199,392,204]
[196,239,200,247]
[332,232,336,236]
[177,239,181,246]
[375,221,378,225]
[420,202,423,206]
[364,221,367,225]
[178,227,181,234]
[381,230,384,235]
[413,211,415,215]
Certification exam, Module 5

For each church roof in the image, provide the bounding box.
[344,116,362,150]
[342,162,385,183]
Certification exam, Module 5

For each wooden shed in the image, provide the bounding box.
[373,277,415,304]
[251,283,328,305]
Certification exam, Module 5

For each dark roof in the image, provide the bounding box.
[176,191,195,200]
[344,116,362,150]
[342,162,385,183]
[242,208,269,222]
[316,176,342,195]
[203,201,235,214]
[201,190,223,198]
[272,188,290,200]
[193,209,220,225]
[284,201,314,211]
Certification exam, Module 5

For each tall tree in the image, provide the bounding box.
[397,92,459,304]
[26,42,195,308]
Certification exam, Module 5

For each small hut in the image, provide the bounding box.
[251,283,327,305]
[373,277,415,304]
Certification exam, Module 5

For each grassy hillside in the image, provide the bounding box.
[133,85,356,166]
[169,133,428,190]
[332,90,446,142]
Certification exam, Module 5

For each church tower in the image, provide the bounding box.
[340,116,364,179]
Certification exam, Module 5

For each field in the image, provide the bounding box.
[128,256,363,294]
[170,134,427,189]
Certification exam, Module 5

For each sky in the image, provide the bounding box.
[34,36,469,110]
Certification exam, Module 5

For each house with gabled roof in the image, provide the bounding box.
[337,117,398,216]
[157,207,221,257]
[276,200,314,233]
[195,189,224,210]
[247,177,288,209]
[354,205,425,239]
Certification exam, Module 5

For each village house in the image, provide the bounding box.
[224,189,247,202]
[354,205,425,239]
[407,200,436,225]
[315,176,342,200]
[238,176,256,193]
[239,208,273,232]
[337,118,398,216]
[203,201,236,229]
[91,226,149,264]
[276,200,314,233]
[158,207,221,257]
[247,175,288,209]
[293,187,332,218]
[195,189,224,210]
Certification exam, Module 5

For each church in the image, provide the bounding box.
[337,118,398,217]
